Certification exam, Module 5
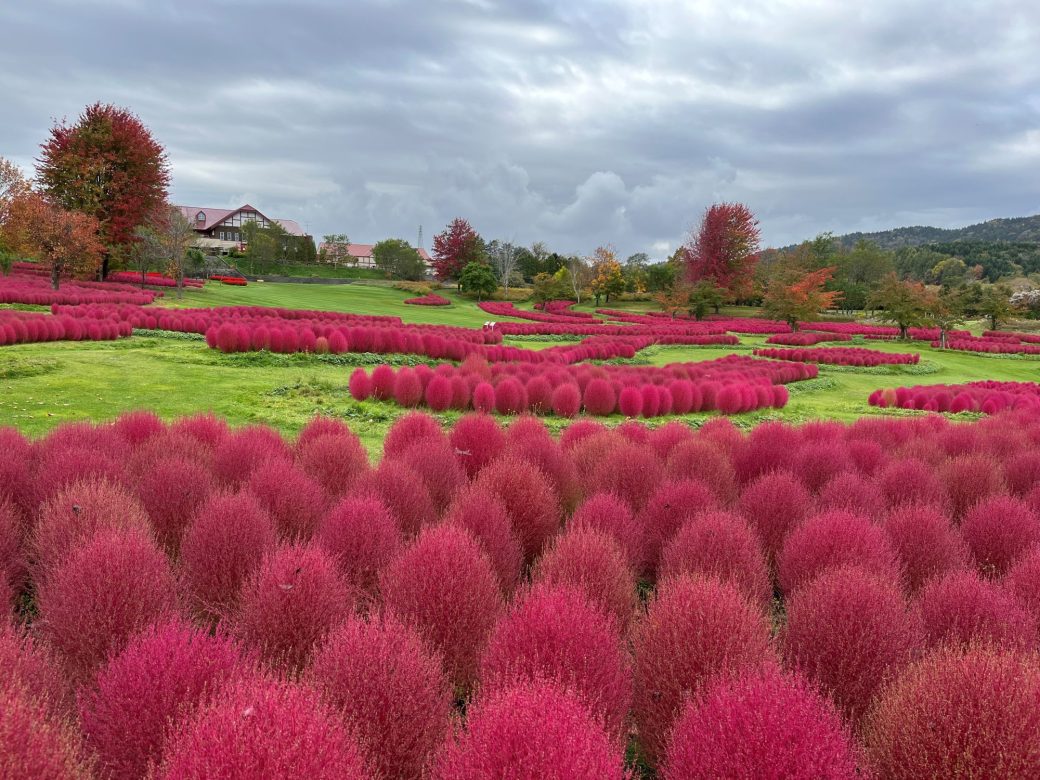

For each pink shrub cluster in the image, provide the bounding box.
[935,332,1040,354]
[351,354,811,417]
[106,271,204,289]
[0,308,132,346]
[0,267,157,305]
[404,292,451,305]
[754,345,920,366]
[765,331,853,345]
[870,380,1040,414]
[7,408,1040,776]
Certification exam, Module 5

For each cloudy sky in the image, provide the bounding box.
[2,0,1038,259]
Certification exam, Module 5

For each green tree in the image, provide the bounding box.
[531,272,561,305]
[687,280,725,320]
[923,286,967,349]
[240,220,277,273]
[645,261,677,292]
[371,238,426,280]
[929,257,969,288]
[867,274,932,338]
[133,205,197,299]
[971,282,1018,330]
[458,261,498,300]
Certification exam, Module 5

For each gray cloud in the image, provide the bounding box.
[1,0,1039,259]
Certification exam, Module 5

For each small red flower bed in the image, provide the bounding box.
[754,346,919,366]
[404,294,451,306]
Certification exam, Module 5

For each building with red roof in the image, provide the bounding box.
[317,241,432,269]
[175,204,311,253]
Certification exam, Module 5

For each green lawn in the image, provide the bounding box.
[2,282,1038,452]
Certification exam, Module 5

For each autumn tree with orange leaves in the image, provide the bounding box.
[4,193,104,289]
[589,246,625,305]
[37,102,169,277]
[684,202,761,302]
[762,255,843,330]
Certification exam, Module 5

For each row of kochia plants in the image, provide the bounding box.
[3,408,1040,777]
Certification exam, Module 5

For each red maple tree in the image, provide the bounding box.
[431,218,484,282]
[762,263,843,330]
[684,203,761,301]
[37,103,170,276]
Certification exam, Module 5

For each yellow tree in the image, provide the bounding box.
[589,246,625,305]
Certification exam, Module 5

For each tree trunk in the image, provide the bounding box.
[900,324,908,339]
[940,329,947,349]
[51,263,60,291]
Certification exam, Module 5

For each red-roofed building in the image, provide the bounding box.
[317,241,433,269]
[175,204,311,253]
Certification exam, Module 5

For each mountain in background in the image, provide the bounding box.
[826,214,1040,250]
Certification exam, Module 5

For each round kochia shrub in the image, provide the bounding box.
[960,495,1040,577]
[31,478,151,577]
[0,626,73,718]
[137,457,214,555]
[380,525,503,690]
[348,367,372,400]
[551,382,582,417]
[245,460,328,541]
[211,425,291,488]
[777,509,901,595]
[432,679,628,780]
[817,471,885,516]
[478,583,632,742]
[582,437,664,510]
[443,485,522,596]
[356,458,436,537]
[661,668,860,780]
[532,527,637,631]
[864,645,1040,779]
[179,492,278,621]
[782,565,923,724]
[472,456,560,562]
[0,679,90,780]
[1004,547,1040,629]
[448,414,505,477]
[881,503,969,594]
[316,495,402,596]
[665,438,737,502]
[310,614,452,780]
[633,575,775,766]
[916,568,1038,650]
[738,470,813,561]
[569,492,646,573]
[392,438,466,513]
[582,378,616,415]
[295,432,370,499]
[36,528,181,681]
[638,478,719,573]
[383,411,445,458]
[157,677,372,780]
[659,510,771,609]
[79,620,248,780]
[233,543,356,673]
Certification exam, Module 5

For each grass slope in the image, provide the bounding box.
[2,282,1038,451]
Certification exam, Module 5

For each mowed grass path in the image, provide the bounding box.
[2,281,1038,452]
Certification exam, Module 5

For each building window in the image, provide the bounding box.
[196,211,205,223]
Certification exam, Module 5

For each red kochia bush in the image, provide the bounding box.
[532,528,637,632]
[137,457,214,555]
[472,456,561,561]
[316,495,402,596]
[479,583,633,743]
[246,460,328,541]
[961,495,1040,577]
[633,575,775,766]
[179,492,278,621]
[777,509,901,595]
[882,504,970,595]
[432,679,628,780]
[310,615,452,780]
[1004,547,1040,630]
[348,367,373,400]
[659,511,772,609]
[665,438,737,502]
[864,646,1040,779]
[79,620,248,780]
[448,414,505,477]
[425,375,453,411]
[393,368,424,407]
[31,478,151,577]
[380,525,503,690]
[916,568,1038,650]
[443,486,522,596]
[0,680,89,780]
[738,470,813,561]
[569,492,646,573]
[817,470,885,517]
[782,565,923,724]
[582,378,617,416]
[661,668,860,780]
[112,409,165,446]
[940,453,1005,519]
[877,457,948,510]
[551,382,582,417]
[296,432,370,498]
[157,677,372,780]
[581,437,664,510]
[638,478,720,573]
[392,438,467,513]
[36,528,180,681]
[233,543,356,673]
[211,425,291,487]
[0,626,73,718]
[356,459,436,537]
[384,411,446,458]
